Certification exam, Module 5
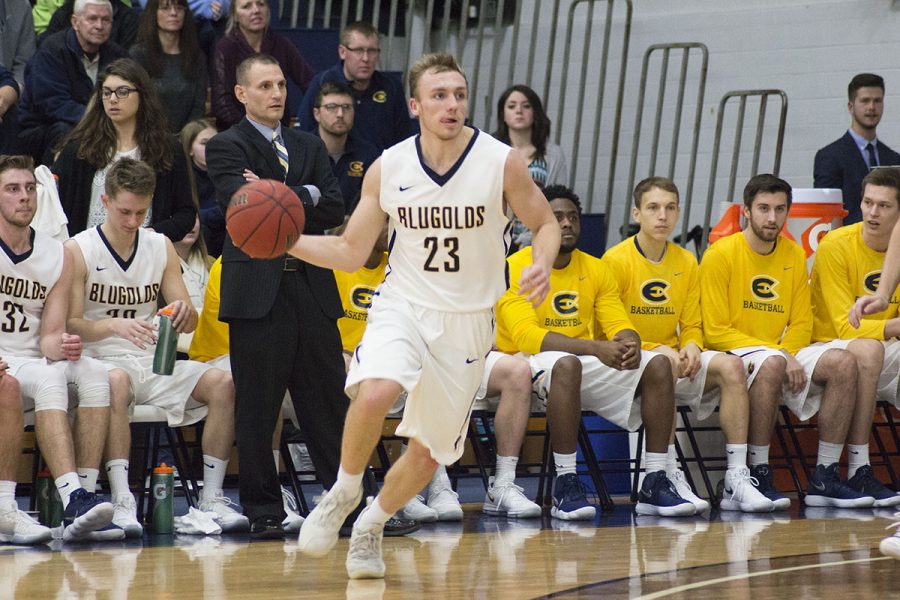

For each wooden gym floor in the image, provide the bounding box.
[1,501,896,599]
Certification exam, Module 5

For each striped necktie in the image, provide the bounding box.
[273,132,289,175]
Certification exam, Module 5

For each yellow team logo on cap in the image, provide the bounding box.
[373,90,387,103]
[347,161,364,177]
[640,279,670,305]
[552,292,579,316]
[750,276,779,301]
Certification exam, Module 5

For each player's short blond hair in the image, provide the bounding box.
[408,53,467,100]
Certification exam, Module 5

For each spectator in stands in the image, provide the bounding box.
[494,84,568,249]
[172,216,211,353]
[130,0,208,133]
[312,81,379,215]
[495,184,693,519]
[17,0,125,165]
[815,73,900,224]
[1,0,36,89]
[188,0,229,60]
[180,119,224,256]
[0,64,18,154]
[211,0,313,130]
[297,21,409,152]
[32,0,65,36]
[42,0,139,50]
[52,58,196,241]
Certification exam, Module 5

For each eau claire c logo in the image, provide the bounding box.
[864,270,881,294]
[351,284,377,310]
[552,291,579,316]
[373,90,387,103]
[750,275,779,301]
[347,161,364,177]
[640,279,669,304]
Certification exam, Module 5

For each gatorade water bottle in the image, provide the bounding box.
[35,468,64,527]
[151,464,174,534]
[153,306,178,375]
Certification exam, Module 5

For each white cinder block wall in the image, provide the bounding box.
[461,0,900,245]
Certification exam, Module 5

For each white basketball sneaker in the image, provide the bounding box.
[483,479,542,518]
[719,466,776,513]
[669,469,710,513]
[346,513,385,580]
[426,479,463,521]
[881,512,900,559]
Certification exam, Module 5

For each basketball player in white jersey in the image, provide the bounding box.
[0,155,116,543]
[65,158,249,535]
[272,53,560,579]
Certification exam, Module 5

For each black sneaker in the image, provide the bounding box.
[634,470,694,517]
[748,464,791,510]
[847,465,900,508]
[804,463,875,508]
[551,473,596,521]
[62,488,114,542]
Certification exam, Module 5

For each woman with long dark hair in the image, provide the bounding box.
[180,118,224,256]
[130,0,209,132]
[52,58,196,241]
[210,0,313,130]
[494,84,568,248]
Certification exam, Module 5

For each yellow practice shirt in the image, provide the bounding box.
[333,253,388,353]
[496,247,634,355]
[188,257,228,363]
[699,232,811,354]
[810,222,899,341]
[603,236,703,351]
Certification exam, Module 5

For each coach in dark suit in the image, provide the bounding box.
[814,73,900,224]
[205,53,347,538]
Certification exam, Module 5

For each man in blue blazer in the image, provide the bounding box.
[815,73,900,224]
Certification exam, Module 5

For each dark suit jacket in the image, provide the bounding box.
[205,118,344,321]
[814,131,900,224]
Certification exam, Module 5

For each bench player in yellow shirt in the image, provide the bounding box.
[701,174,873,509]
[497,184,694,518]
[809,167,900,507]
[334,226,543,521]
[603,177,773,512]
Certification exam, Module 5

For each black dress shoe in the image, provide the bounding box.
[250,516,284,540]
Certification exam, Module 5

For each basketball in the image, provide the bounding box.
[226,179,306,259]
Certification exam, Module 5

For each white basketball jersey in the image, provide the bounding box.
[0,229,64,357]
[379,129,511,312]
[73,226,168,358]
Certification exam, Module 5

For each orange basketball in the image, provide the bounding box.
[226,179,305,259]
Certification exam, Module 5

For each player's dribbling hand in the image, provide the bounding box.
[849,294,889,328]
[60,333,82,362]
[114,318,157,349]
[517,263,551,307]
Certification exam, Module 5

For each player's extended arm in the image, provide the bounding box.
[850,218,900,326]
[503,151,560,306]
[288,158,386,272]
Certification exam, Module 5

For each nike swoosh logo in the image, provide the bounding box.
[465,358,478,364]
[784,266,793,271]
[579,276,587,281]
[96,266,107,271]
[850,451,859,455]
[59,482,70,489]
[204,462,215,469]
[674,272,683,276]
[726,450,734,454]
[399,185,414,192]
[811,481,826,492]
[78,474,87,479]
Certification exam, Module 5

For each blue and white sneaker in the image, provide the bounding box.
[550,473,596,521]
[881,512,900,559]
[62,488,114,542]
[847,465,900,507]
[804,463,875,508]
[749,464,791,510]
[634,470,695,517]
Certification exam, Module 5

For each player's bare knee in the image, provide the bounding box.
[505,359,533,398]
[551,355,581,388]
[0,374,20,410]
[718,355,747,388]
[754,355,786,386]
[849,339,884,374]
[824,349,857,385]
[643,354,674,391]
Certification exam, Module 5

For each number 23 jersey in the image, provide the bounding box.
[379,129,511,312]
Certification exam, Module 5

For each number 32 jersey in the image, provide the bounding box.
[379,128,511,312]
[0,228,64,358]
[72,226,167,358]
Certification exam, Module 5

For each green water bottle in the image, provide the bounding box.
[152,306,177,376]
[151,463,174,534]
[35,468,64,527]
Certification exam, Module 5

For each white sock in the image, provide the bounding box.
[553,452,577,477]
[105,460,130,500]
[847,444,870,478]
[725,444,748,470]
[665,444,678,474]
[748,444,769,466]
[817,440,843,469]
[494,456,518,486]
[55,472,82,508]
[77,468,100,494]
[201,455,228,500]
[0,480,16,505]
[431,464,451,486]
[273,450,281,472]
[356,496,392,530]
[645,452,667,474]
[334,466,364,495]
